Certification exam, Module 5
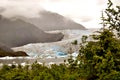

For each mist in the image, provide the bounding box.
[0,0,45,18]
[0,0,119,28]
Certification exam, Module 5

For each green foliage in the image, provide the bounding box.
[79,29,120,79]
[0,0,119,80]
[72,40,78,45]
[77,0,120,79]
[0,62,82,80]
[101,0,120,37]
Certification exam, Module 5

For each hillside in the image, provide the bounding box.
[0,15,64,47]
[0,43,28,57]
[13,10,86,31]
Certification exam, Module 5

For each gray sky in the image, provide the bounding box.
[0,0,119,28]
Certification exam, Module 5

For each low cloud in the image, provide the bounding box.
[97,0,106,5]
[80,16,93,22]
[0,0,119,28]
[0,7,5,13]
[0,0,44,18]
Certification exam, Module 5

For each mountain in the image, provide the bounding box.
[0,15,64,47]
[14,10,86,31]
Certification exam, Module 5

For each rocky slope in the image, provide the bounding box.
[0,43,28,57]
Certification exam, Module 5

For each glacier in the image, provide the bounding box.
[0,29,98,66]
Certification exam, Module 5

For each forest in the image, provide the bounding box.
[0,0,120,80]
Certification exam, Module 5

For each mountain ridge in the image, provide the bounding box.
[12,10,86,31]
[0,15,64,47]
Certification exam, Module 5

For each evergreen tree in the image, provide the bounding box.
[77,0,120,79]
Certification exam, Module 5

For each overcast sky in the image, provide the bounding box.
[0,0,119,28]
